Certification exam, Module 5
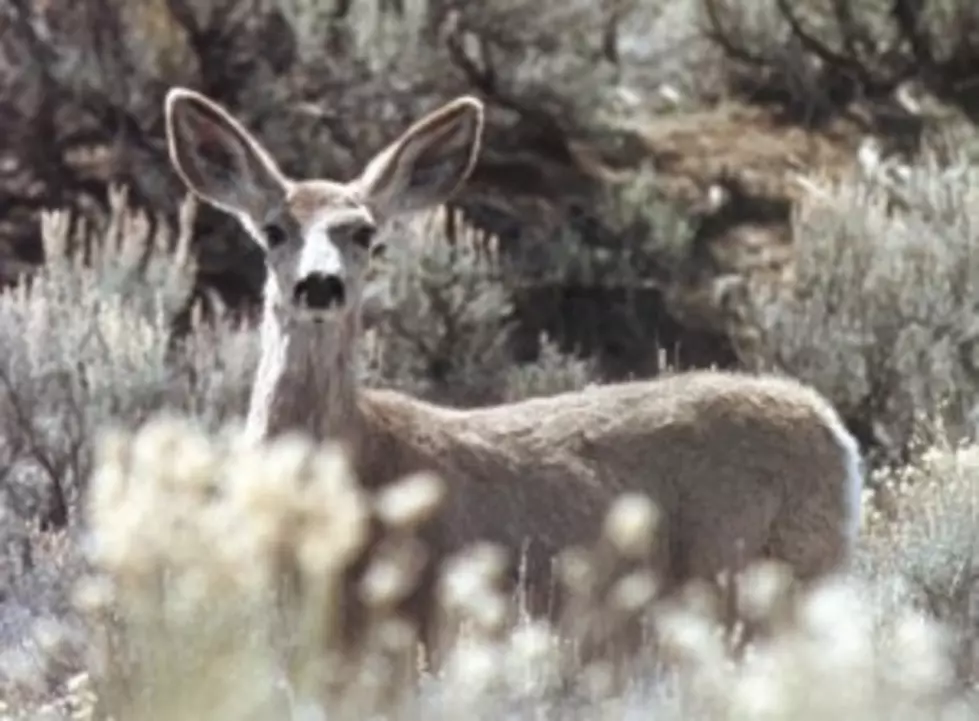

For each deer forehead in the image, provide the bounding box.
[286,181,374,232]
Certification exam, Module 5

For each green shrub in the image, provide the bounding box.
[744,154,979,463]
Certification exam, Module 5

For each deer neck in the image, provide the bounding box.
[245,285,364,448]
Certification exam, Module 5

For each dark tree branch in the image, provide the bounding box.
[774,0,876,90]
[891,0,934,74]
[700,0,769,68]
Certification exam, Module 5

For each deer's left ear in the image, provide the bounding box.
[353,96,484,219]
[165,87,288,217]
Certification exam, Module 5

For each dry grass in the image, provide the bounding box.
[3,415,979,721]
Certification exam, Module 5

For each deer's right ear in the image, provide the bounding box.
[354,96,484,219]
[165,88,287,217]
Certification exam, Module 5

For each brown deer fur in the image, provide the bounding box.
[164,87,864,655]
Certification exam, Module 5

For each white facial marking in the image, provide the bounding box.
[299,211,349,279]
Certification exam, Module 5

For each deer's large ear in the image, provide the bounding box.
[354,96,484,219]
[165,88,288,217]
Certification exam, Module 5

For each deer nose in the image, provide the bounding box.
[294,273,346,310]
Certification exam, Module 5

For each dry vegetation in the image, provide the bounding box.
[5,0,979,718]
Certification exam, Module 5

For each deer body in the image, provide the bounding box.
[249,310,861,611]
[164,87,863,650]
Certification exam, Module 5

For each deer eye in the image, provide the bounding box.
[263,222,288,249]
[351,224,376,251]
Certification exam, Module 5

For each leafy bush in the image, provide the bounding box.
[863,434,979,684]
[0,186,255,532]
[0,188,257,690]
[743,152,979,464]
[365,208,515,406]
[366,207,598,406]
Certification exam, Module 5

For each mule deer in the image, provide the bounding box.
[164,88,863,653]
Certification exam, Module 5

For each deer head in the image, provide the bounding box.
[164,88,485,330]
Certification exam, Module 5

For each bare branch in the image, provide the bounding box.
[890,0,934,74]
[0,364,69,530]
[774,0,875,89]
[699,0,769,68]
